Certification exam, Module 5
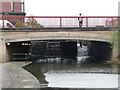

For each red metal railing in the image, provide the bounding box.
[0,16,119,29]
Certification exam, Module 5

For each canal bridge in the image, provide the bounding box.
[0,16,119,62]
[2,29,115,43]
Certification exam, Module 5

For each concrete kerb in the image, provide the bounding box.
[2,62,41,88]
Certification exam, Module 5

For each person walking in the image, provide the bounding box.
[78,13,83,27]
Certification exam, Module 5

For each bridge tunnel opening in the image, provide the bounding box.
[5,40,113,63]
[88,41,113,63]
[60,42,77,60]
[6,41,31,61]
[30,41,61,61]
[29,41,77,62]
[30,41,47,59]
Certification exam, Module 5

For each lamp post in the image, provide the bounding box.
[21,0,25,13]
[11,0,14,12]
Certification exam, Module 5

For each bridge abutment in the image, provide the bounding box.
[88,41,113,62]
[0,39,9,62]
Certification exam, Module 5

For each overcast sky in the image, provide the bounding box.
[25,0,119,16]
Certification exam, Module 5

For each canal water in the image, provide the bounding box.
[23,45,119,89]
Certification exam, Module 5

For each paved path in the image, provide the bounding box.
[1,62,41,89]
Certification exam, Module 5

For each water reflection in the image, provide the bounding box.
[23,45,119,88]
[45,73,118,88]
[23,60,118,88]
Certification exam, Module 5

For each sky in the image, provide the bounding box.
[24,0,120,16]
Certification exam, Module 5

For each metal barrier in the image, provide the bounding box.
[0,16,119,30]
[13,53,29,61]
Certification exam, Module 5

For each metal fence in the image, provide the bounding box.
[0,16,119,30]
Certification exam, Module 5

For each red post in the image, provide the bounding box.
[105,20,108,27]
[111,18,114,28]
[60,17,62,29]
[86,18,88,30]
[2,16,4,29]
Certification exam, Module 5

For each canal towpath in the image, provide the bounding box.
[1,62,41,89]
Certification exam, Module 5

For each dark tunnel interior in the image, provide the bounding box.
[6,41,31,61]
[6,40,113,63]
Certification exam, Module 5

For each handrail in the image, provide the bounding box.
[13,53,30,62]
[1,15,119,18]
[0,15,119,30]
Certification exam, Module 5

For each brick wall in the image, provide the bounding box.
[0,1,24,25]
[0,1,11,12]
[0,1,22,13]
[106,19,118,27]
[14,2,22,12]
[0,1,2,12]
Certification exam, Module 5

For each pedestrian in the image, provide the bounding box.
[78,13,83,27]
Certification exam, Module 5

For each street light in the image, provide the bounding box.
[11,0,14,12]
[21,0,25,13]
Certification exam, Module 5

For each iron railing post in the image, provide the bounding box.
[60,17,62,29]
[86,18,88,30]
[111,18,114,28]
[2,16,4,29]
